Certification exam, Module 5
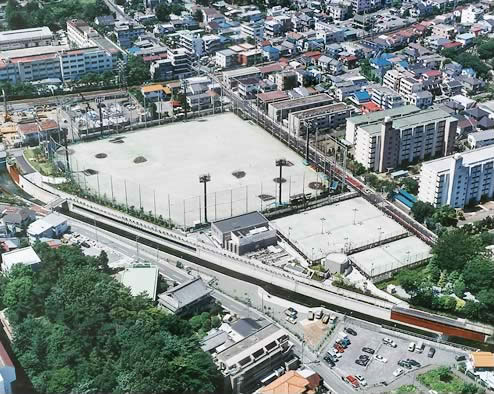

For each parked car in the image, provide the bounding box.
[286,307,297,317]
[359,354,370,361]
[355,358,368,366]
[383,337,397,348]
[416,340,425,353]
[355,375,367,387]
[398,360,412,369]
[374,355,388,363]
[308,311,314,320]
[334,343,345,353]
[428,347,436,358]
[362,347,375,354]
[323,355,335,367]
[393,368,404,377]
[406,359,421,368]
[345,327,358,336]
[316,310,323,319]
[455,355,466,362]
[346,375,359,389]
[286,316,297,324]
[322,314,330,324]
[408,342,416,352]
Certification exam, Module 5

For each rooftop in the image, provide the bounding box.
[0,26,52,44]
[471,352,494,368]
[2,246,41,271]
[260,370,320,394]
[289,103,350,120]
[361,108,455,136]
[212,211,268,234]
[118,265,158,299]
[469,129,494,142]
[269,93,331,110]
[158,277,212,311]
[421,145,494,174]
[347,105,421,127]
[216,324,287,368]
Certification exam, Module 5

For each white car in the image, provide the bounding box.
[393,368,404,377]
[286,316,297,325]
[374,355,388,363]
[383,337,397,348]
[355,375,367,387]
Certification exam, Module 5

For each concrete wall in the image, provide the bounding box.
[7,163,58,204]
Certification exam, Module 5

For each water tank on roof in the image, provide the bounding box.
[323,253,349,274]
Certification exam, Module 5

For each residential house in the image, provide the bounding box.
[158,278,213,315]
[2,246,41,272]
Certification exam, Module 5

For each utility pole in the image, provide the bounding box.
[275,159,288,205]
[199,174,211,223]
[63,131,70,174]
[304,120,314,164]
[96,96,104,138]
[181,79,189,120]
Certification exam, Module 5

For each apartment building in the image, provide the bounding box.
[398,77,424,102]
[0,44,114,83]
[329,5,350,21]
[287,103,353,136]
[314,21,345,43]
[66,19,123,63]
[267,93,333,122]
[114,22,145,48]
[0,27,53,51]
[203,34,222,54]
[275,71,298,91]
[167,48,191,78]
[223,67,260,89]
[409,90,433,109]
[354,108,457,172]
[179,32,204,57]
[216,49,237,69]
[345,105,421,144]
[241,20,264,41]
[216,324,295,394]
[461,5,484,25]
[418,146,494,208]
[351,0,380,14]
[371,86,404,109]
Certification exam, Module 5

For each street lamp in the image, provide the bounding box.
[352,208,358,225]
[320,217,326,234]
[275,159,288,205]
[199,174,211,223]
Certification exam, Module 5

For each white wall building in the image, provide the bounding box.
[468,130,494,149]
[354,108,457,172]
[461,5,484,25]
[418,146,494,208]
[0,27,53,51]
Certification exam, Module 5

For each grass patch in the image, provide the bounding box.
[24,148,63,177]
[396,384,416,393]
[418,367,482,394]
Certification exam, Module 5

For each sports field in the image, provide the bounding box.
[68,113,323,227]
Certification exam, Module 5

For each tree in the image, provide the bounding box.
[401,177,419,195]
[194,9,204,23]
[462,256,494,293]
[478,39,494,60]
[396,269,422,293]
[411,201,435,223]
[126,55,150,86]
[3,244,220,393]
[155,3,171,22]
[432,229,482,271]
[432,205,458,227]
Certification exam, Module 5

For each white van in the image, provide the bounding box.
[408,342,416,352]
[416,340,425,353]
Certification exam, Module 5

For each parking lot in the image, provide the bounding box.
[322,320,467,389]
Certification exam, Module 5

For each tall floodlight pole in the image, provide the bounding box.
[275,159,288,205]
[199,174,211,223]
[96,96,104,138]
[304,120,314,164]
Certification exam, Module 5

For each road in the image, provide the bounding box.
[66,213,352,393]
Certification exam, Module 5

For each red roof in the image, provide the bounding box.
[39,119,58,131]
[424,70,442,77]
[361,102,381,113]
[17,122,39,135]
[257,90,289,102]
[143,55,160,62]
[11,53,57,63]
[304,51,321,58]
[259,63,284,74]
[343,55,358,62]
[443,41,462,49]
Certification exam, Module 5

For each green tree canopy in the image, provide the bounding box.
[4,244,220,393]
[411,201,435,223]
[126,55,151,86]
[432,229,483,271]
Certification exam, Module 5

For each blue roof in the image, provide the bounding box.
[371,58,392,67]
[128,47,141,54]
[398,60,409,68]
[263,46,279,53]
[395,193,414,208]
[399,188,417,203]
[354,91,371,101]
